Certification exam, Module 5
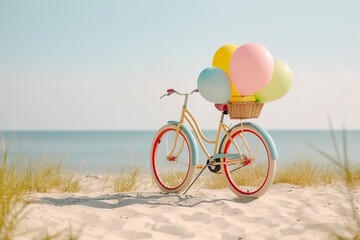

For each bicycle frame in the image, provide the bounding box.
[167,93,251,166]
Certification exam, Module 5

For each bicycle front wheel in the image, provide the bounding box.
[220,123,276,198]
[150,124,196,193]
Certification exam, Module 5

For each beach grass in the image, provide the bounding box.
[24,157,81,193]
[273,159,338,187]
[0,150,29,240]
[205,174,227,189]
[0,145,81,239]
[309,129,360,239]
[113,165,142,192]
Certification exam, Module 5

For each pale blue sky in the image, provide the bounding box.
[0,0,359,130]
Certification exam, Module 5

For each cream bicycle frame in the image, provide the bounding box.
[167,93,252,165]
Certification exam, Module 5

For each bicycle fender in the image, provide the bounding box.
[229,122,278,160]
[167,121,198,166]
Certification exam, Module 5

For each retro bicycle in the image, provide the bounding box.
[150,88,278,198]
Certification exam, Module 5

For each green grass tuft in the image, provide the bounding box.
[205,174,227,189]
[0,148,29,239]
[273,159,338,187]
[113,165,142,192]
[24,157,81,193]
[0,144,82,239]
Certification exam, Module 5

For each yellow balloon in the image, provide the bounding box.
[229,95,256,103]
[212,44,240,98]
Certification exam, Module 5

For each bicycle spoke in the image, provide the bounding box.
[229,164,246,173]
[253,140,260,159]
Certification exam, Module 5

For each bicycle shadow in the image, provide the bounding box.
[35,192,256,209]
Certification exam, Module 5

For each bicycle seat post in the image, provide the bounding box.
[218,108,229,125]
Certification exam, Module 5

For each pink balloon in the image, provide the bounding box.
[229,43,274,95]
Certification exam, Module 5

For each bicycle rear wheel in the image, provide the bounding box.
[150,124,196,193]
[220,123,276,198]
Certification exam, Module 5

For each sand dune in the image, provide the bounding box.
[16,175,359,240]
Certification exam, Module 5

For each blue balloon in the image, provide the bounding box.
[197,67,232,104]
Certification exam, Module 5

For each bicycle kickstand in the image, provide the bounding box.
[183,162,210,195]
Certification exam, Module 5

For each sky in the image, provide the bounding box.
[0,0,359,130]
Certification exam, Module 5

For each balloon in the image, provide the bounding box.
[212,44,240,98]
[229,43,274,95]
[197,67,232,104]
[254,60,293,103]
[230,95,256,102]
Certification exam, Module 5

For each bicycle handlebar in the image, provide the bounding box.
[160,88,198,99]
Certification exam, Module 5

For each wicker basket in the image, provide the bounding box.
[227,101,264,119]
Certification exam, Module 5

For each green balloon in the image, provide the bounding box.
[254,60,293,103]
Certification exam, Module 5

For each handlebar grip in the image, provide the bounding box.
[167,89,175,94]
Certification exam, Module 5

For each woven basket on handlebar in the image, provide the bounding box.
[227,101,264,119]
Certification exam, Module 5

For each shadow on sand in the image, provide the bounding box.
[35,192,256,209]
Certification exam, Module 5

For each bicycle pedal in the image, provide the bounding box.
[196,164,204,169]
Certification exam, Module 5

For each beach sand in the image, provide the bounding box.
[16,175,359,240]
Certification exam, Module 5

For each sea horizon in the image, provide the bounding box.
[1,129,359,174]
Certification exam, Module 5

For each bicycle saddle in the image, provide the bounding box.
[214,103,228,112]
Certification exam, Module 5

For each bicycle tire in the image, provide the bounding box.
[219,123,276,198]
[150,124,196,193]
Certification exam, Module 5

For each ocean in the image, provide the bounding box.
[1,130,359,174]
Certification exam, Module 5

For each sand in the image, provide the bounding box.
[16,175,360,240]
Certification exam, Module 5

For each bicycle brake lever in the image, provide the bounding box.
[160,88,175,99]
[160,93,169,99]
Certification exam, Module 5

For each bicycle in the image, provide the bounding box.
[150,88,278,198]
